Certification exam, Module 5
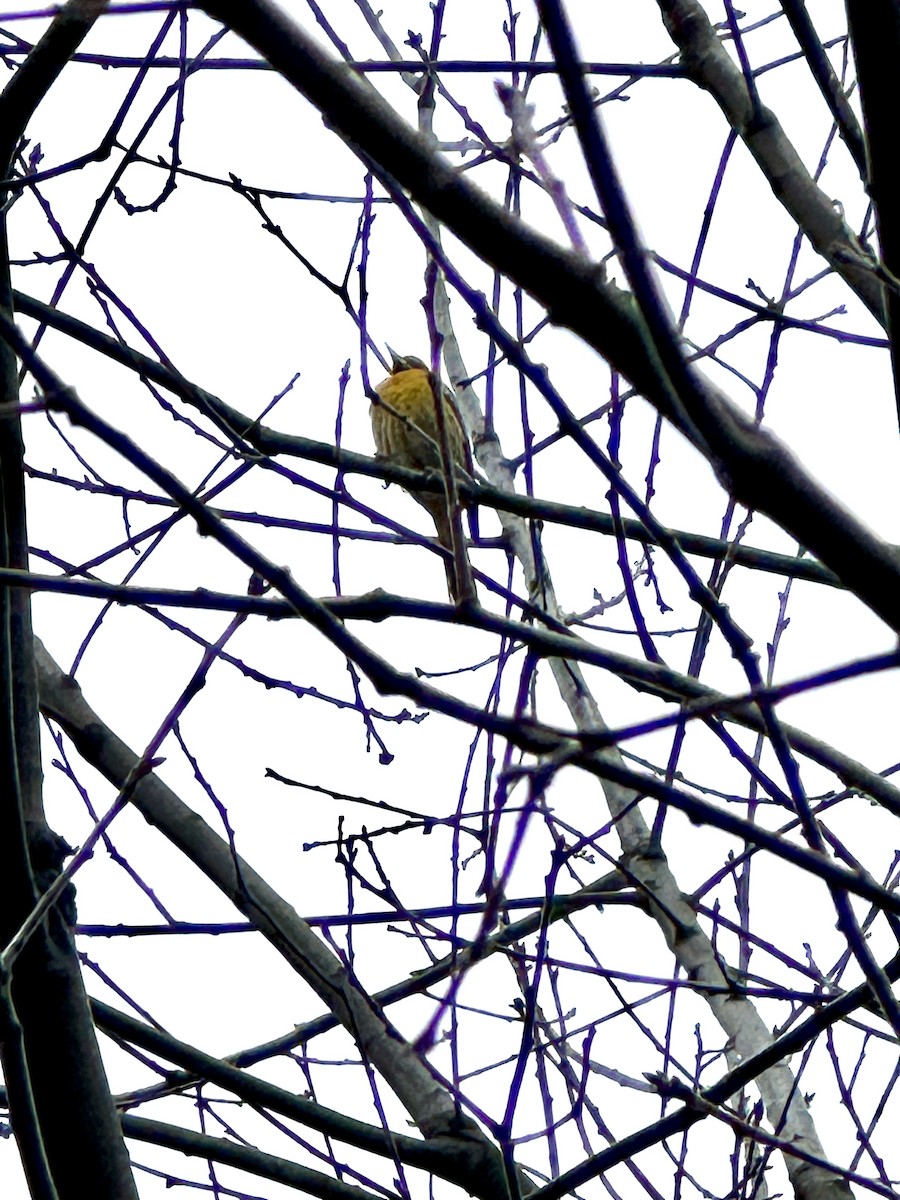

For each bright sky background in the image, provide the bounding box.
[3,2,898,1197]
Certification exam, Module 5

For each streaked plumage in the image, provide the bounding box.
[371,350,473,600]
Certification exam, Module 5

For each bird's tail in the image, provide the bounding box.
[432,505,462,602]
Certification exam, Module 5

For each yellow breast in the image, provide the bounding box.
[371,367,469,473]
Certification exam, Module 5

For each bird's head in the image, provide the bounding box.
[386,347,429,374]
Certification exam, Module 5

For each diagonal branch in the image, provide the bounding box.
[12,289,854,590]
[780,0,867,180]
[844,1,900,429]
[0,3,138,1197]
[657,0,880,318]
[197,0,900,638]
[33,638,518,1199]
[94,999,497,1190]
[122,1113,404,1200]
[182,6,885,1197]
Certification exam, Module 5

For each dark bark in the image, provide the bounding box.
[845,1,900,428]
[0,4,137,1196]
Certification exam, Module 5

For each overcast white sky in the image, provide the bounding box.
[3,2,898,1197]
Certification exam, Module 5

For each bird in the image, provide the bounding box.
[371,349,474,601]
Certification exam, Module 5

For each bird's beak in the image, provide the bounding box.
[385,345,403,372]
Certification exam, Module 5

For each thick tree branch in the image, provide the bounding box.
[95,1000,493,1188]
[0,3,137,1197]
[196,0,900,637]
[781,0,867,180]
[122,1113,404,1200]
[657,0,881,319]
[33,639,519,1199]
[845,1,900,427]
[11,287,847,590]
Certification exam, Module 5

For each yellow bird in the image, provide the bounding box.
[371,350,474,601]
